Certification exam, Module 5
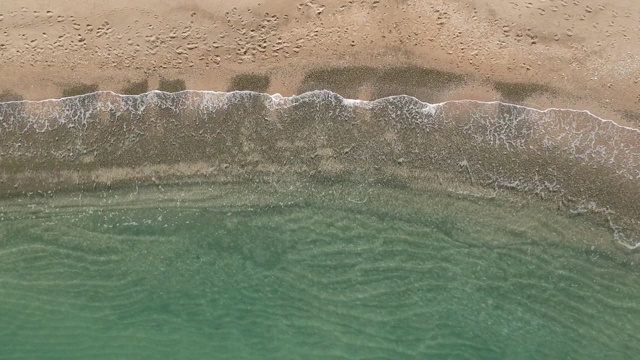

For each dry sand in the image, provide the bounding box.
[0,0,639,125]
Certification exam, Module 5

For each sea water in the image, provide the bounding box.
[1,91,640,359]
[0,181,639,360]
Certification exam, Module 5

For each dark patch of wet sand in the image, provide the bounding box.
[228,74,271,93]
[158,78,187,93]
[298,65,465,102]
[121,79,149,95]
[62,83,99,98]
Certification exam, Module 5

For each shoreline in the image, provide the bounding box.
[4,89,639,132]
[2,64,639,130]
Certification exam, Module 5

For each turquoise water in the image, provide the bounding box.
[0,183,639,359]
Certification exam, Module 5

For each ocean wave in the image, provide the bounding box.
[1,90,639,248]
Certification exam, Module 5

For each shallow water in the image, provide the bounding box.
[1,183,638,359]
[2,90,640,246]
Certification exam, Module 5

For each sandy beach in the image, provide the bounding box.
[0,0,638,126]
